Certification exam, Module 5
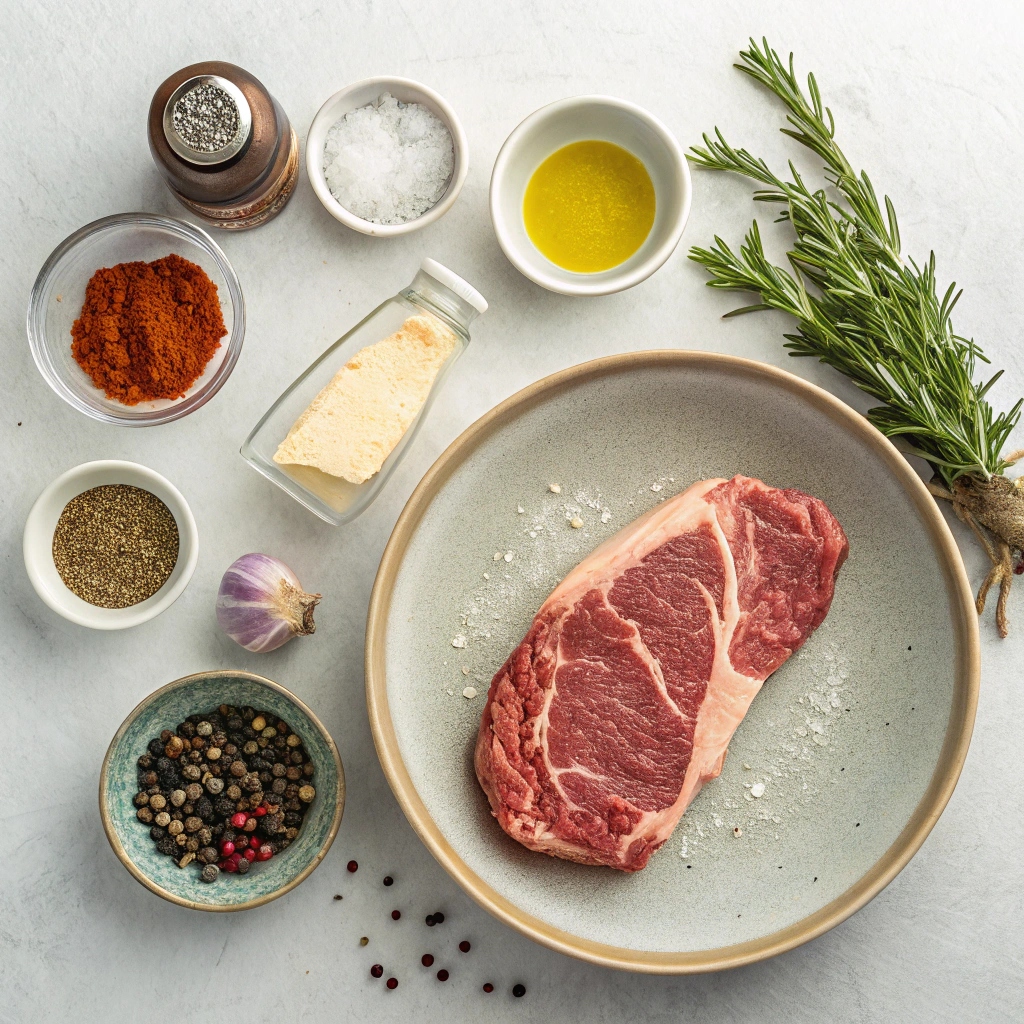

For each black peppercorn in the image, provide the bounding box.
[512,984,526,998]
[137,753,154,769]
[150,826,166,840]
[432,912,445,924]
[148,738,165,758]
[156,836,177,856]
[370,964,383,979]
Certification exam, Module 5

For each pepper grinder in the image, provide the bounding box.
[148,61,299,230]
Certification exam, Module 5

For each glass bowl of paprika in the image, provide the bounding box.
[27,212,245,426]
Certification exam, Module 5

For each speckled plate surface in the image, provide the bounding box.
[366,352,978,972]
[100,670,345,911]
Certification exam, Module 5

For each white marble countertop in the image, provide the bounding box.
[1,2,1021,1021]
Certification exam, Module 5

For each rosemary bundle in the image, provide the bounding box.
[689,39,1024,636]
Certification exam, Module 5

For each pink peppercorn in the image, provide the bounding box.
[391,910,401,920]
[257,845,274,862]
[370,964,383,979]
[386,978,398,990]
[459,941,471,953]
[254,806,267,817]
[250,836,261,849]
[436,970,449,982]
[243,848,256,862]
[220,840,235,856]
[347,860,358,872]
[231,812,248,828]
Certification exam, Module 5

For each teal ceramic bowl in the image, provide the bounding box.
[100,670,345,911]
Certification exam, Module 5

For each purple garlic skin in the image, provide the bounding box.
[216,553,321,653]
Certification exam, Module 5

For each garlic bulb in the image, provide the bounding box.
[216,553,321,653]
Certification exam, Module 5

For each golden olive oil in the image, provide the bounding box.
[523,140,656,273]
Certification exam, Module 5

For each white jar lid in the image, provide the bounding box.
[420,258,488,314]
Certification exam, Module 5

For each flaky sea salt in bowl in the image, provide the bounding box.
[306,77,468,237]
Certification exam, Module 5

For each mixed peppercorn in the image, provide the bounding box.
[351,872,526,998]
[134,704,315,881]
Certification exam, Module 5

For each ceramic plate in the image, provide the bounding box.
[366,352,978,972]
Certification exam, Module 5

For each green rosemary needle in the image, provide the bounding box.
[689,38,1024,635]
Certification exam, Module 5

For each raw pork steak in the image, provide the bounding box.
[474,475,848,872]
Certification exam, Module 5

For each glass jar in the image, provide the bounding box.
[241,259,487,524]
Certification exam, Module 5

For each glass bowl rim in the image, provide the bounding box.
[27,211,246,427]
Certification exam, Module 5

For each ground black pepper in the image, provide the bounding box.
[135,704,315,882]
[53,484,178,608]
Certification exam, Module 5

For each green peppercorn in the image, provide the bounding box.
[286,767,301,781]
[149,794,167,811]
[185,816,202,833]
[167,820,184,836]
[196,722,213,737]
[205,777,224,795]
[303,763,315,778]
[170,790,186,808]
[134,791,149,807]
[137,807,153,823]
[200,863,219,883]
[243,741,259,755]
[226,784,242,801]
[298,785,316,803]
[182,765,201,782]
[206,747,222,761]
[198,847,218,865]
[154,812,171,827]
[286,734,302,748]
[185,837,200,852]
[175,834,187,847]
[185,783,203,802]
[272,763,287,778]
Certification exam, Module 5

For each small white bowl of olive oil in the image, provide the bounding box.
[489,96,690,296]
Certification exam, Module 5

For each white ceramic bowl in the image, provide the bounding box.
[489,96,691,296]
[23,461,199,629]
[306,77,469,237]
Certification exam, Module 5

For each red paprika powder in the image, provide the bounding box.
[71,253,227,405]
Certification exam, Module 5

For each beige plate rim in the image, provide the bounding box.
[365,350,980,973]
[98,669,346,913]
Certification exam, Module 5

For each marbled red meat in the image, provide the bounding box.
[474,475,848,872]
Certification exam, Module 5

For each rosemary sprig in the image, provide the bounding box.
[688,38,1021,489]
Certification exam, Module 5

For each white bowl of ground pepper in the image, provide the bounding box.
[23,461,199,629]
[306,77,469,236]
